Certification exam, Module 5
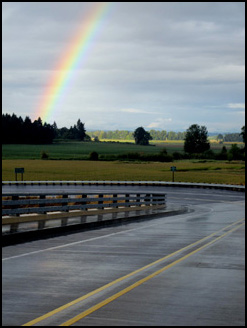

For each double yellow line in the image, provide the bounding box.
[23,218,245,326]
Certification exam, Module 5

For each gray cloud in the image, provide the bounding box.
[2,2,245,132]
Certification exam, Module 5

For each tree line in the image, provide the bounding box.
[87,129,187,141]
[86,129,243,142]
[90,124,244,162]
[2,114,86,144]
[131,124,245,160]
[217,133,243,142]
[2,114,55,144]
[2,113,245,146]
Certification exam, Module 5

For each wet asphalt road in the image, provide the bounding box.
[2,186,245,326]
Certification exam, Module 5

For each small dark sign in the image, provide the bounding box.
[15,168,25,181]
[170,166,176,172]
[15,168,25,173]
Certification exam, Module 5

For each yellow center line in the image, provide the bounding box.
[60,221,245,326]
[22,218,244,326]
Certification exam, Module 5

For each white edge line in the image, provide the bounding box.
[2,211,196,261]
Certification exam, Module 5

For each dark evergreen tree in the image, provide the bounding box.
[76,119,86,140]
[240,126,245,146]
[2,113,55,144]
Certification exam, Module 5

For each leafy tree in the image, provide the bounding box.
[133,127,152,145]
[223,133,242,142]
[217,134,224,141]
[177,132,186,140]
[184,124,210,154]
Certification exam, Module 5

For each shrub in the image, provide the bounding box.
[201,150,215,159]
[117,152,141,161]
[41,151,49,159]
[117,151,173,162]
[215,146,228,160]
[172,151,184,160]
[228,144,244,161]
[89,151,99,161]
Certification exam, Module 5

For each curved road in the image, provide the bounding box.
[2,185,245,326]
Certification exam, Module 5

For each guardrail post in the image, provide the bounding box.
[82,194,87,211]
[62,194,68,212]
[126,194,129,207]
[98,194,103,210]
[61,218,68,227]
[98,214,103,221]
[39,195,46,214]
[38,220,46,230]
[10,223,19,233]
[112,211,117,220]
[145,194,150,206]
[136,194,140,206]
[113,194,118,208]
[162,194,166,206]
[12,195,19,216]
[80,215,87,224]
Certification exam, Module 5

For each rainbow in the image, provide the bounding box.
[35,2,111,123]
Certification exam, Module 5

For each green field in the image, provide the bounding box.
[2,141,245,184]
[2,159,245,185]
[2,142,159,160]
[2,140,243,160]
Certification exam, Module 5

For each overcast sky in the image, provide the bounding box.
[2,2,245,132]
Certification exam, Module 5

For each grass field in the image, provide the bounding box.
[2,159,245,185]
[2,141,243,160]
[2,142,159,160]
[2,141,245,185]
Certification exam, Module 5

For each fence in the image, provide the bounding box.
[2,192,166,233]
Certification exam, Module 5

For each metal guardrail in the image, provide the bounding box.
[2,180,244,235]
[2,192,166,216]
[2,192,166,234]
[2,180,245,191]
